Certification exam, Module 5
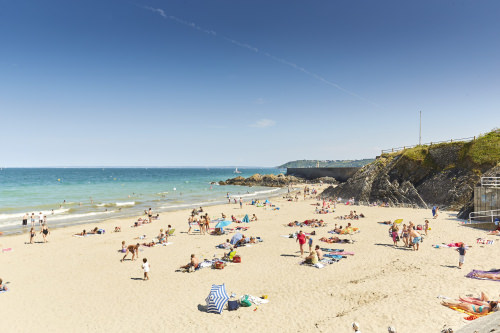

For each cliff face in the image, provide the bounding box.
[321,130,500,211]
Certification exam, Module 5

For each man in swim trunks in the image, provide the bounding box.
[409,229,421,251]
[180,254,199,272]
[148,208,153,223]
[121,243,140,262]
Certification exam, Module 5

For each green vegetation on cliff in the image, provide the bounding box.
[383,129,500,171]
[277,159,374,168]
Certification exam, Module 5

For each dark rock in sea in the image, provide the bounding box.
[219,173,305,187]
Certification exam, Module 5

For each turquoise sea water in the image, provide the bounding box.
[0,168,286,233]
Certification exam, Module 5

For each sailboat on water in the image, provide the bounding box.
[234,167,242,174]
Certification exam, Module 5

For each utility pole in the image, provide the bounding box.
[419,110,422,145]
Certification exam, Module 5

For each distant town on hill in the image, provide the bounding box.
[277,159,375,168]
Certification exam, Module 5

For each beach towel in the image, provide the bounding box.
[320,248,344,252]
[328,251,354,256]
[447,306,490,320]
[323,254,344,260]
[2,248,13,253]
[476,238,494,245]
[466,269,500,282]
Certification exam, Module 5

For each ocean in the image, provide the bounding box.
[0,167,286,233]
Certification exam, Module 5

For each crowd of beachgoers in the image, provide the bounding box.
[1,184,499,332]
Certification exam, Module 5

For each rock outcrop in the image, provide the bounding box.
[219,173,305,187]
[321,130,500,211]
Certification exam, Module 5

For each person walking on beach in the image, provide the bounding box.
[29,227,36,244]
[38,212,44,225]
[296,230,306,256]
[142,258,150,280]
[121,243,140,262]
[22,213,28,226]
[457,243,466,269]
[31,213,35,227]
[40,224,50,243]
[389,223,399,247]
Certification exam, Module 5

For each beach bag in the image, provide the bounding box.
[233,255,241,263]
[214,261,224,270]
[228,300,239,311]
[417,225,422,230]
[240,295,252,307]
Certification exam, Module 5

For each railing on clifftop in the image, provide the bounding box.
[381,136,476,155]
[481,177,500,188]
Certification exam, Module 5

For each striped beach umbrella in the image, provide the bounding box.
[205,284,229,314]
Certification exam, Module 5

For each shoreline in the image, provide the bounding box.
[0,185,292,237]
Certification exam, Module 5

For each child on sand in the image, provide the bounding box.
[121,241,127,253]
[142,258,150,280]
[424,220,429,235]
[29,227,36,244]
[457,243,466,269]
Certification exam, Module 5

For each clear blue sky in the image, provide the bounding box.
[1,0,499,167]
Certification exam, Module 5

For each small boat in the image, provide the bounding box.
[234,168,242,174]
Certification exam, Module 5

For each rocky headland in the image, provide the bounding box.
[320,130,500,215]
[218,174,338,187]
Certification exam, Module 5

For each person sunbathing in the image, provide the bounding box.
[441,300,498,314]
[472,272,500,280]
[251,214,258,221]
[249,236,256,244]
[75,230,87,236]
[142,241,156,247]
[235,235,247,247]
[315,245,323,260]
[88,227,100,234]
[180,254,199,271]
[223,248,236,261]
[304,250,319,264]
[0,278,8,291]
[114,226,121,232]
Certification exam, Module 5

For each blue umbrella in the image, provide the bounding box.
[205,284,229,314]
[230,232,243,245]
[215,220,232,229]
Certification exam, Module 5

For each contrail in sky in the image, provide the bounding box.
[144,6,377,106]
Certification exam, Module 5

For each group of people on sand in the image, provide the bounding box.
[296,230,323,263]
[389,220,428,251]
[187,213,211,235]
[28,224,50,244]
[335,210,365,220]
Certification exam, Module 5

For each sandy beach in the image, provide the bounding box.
[1,184,498,332]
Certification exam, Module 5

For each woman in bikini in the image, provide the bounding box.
[441,300,498,315]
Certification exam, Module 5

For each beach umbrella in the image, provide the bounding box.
[242,214,249,223]
[205,284,229,314]
[215,220,232,229]
[230,232,243,245]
